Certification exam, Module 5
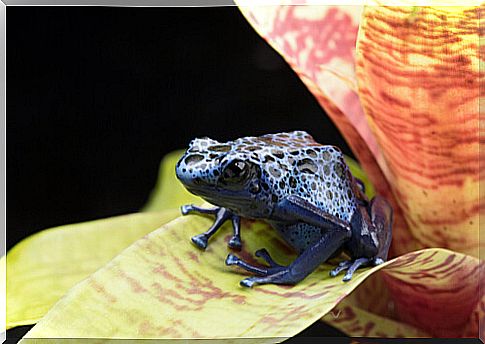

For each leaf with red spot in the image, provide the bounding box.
[325,250,483,338]
[5,149,368,334]
[6,210,181,330]
[6,150,203,330]
[323,298,429,338]
[18,206,480,340]
[9,3,485,339]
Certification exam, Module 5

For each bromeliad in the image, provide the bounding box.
[6,3,482,341]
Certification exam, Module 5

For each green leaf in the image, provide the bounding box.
[20,208,479,339]
[344,155,375,199]
[7,210,180,329]
[7,149,198,329]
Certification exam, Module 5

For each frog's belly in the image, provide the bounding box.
[271,222,323,253]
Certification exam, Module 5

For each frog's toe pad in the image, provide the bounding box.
[181,205,192,215]
[330,257,375,281]
[373,257,385,265]
[225,253,239,266]
[191,234,208,250]
[342,272,354,282]
[228,236,242,250]
[329,261,352,277]
[240,278,256,288]
[343,257,372,282]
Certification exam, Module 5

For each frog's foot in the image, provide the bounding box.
[329,257,384,282]
[239,271,298,288]
[226,248,283,273]
[181,204,241,250]
[226,252,300,288]
[225,254,274,276]
[181,204,219,216]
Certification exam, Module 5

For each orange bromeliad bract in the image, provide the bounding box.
[5,3,484,342]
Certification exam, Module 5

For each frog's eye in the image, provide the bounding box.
[222,160,248,182]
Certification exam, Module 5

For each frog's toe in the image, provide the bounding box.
[181,204,219,216]
[255,248,282,268]
[338,260,351,267]
[341,257,385,281]
[225,253,269,276]
[181,205,192,215]
[342,272,357,282]
[238,269,301,287]
[329,260,352,277]
[228,236,242,250]
[191,234,208,250]
[373,257,385,266]
[240,278,257,288]
[342,257,371,282]
[330,257,375,280]
[225,253,239,265]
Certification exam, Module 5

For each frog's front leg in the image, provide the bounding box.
[226,195,352,287]
[329,195,393,281]
[181,204,242,250]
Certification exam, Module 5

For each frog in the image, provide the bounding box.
[175,131,393,288]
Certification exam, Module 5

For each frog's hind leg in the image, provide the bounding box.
[181,204,242,250]
[329,195,393,282]
[226,195,353,288]
[227,227,351,288]
[369,196,393,261]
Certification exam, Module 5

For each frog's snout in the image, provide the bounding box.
[175,154,193,185]
[175,152,213,190]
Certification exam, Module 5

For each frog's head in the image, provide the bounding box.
[176,137,270,216]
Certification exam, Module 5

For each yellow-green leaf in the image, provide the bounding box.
[6,148,372,334]
[7,210,180,330]
[1,255,6,335]
[7,148,200,330]
[21,206,480,339]
[142,150,203,212]
[344,155,375,199]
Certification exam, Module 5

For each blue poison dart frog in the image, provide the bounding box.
[175,131,392,288]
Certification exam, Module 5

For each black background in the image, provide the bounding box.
[7,6,350,340]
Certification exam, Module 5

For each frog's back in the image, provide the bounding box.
[239,131,358,223]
